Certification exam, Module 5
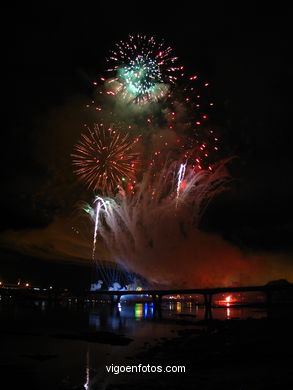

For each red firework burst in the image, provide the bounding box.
[71,124,140,194]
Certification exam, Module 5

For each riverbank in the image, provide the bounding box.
[106,310,293,389]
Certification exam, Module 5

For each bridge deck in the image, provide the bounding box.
[87,283,293,296]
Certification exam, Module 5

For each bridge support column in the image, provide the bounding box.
[151,294,162,318]
[204,293,213,320]
[111,294,121,305]
[152,294,162,307]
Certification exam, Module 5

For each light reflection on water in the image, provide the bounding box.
[0,298,268,338]
[84,300,268,333]
[0,299,268,389]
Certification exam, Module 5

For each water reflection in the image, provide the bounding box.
[135,303,143,319]
[0,297,269,328]
[84,348,90,390]
[89,313,100,328]
[88,302,157,331]
[0,298,270,390]
[85,300,268,332]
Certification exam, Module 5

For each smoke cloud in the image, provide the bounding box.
[2,64,291,290]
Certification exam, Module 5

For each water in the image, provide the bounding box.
[0,298,267,389]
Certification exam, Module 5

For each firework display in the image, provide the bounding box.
[165,74,219,171]
[106,34,180,104]
[81,161,230,286]
[71,34,228,288]
[71,124,140,194]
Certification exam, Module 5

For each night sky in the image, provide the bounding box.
[1,8,292,260]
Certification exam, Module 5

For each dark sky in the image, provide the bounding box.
[1,8,292,252]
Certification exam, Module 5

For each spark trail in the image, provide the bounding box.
[176,161,187,207]
[84,160,231,285]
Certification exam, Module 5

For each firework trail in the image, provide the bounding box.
[92,199,101,261]
[71,123,140,194]
[176,161,187,207]
[83,160,231,285]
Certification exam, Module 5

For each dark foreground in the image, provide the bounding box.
[132,314,293,389]
[0,301,292,389]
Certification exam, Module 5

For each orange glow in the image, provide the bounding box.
[226,295,231,306]
[176,302,182,312]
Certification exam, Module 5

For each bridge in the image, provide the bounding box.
[87,283,293,318]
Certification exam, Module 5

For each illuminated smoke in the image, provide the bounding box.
[84,161,231,286]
